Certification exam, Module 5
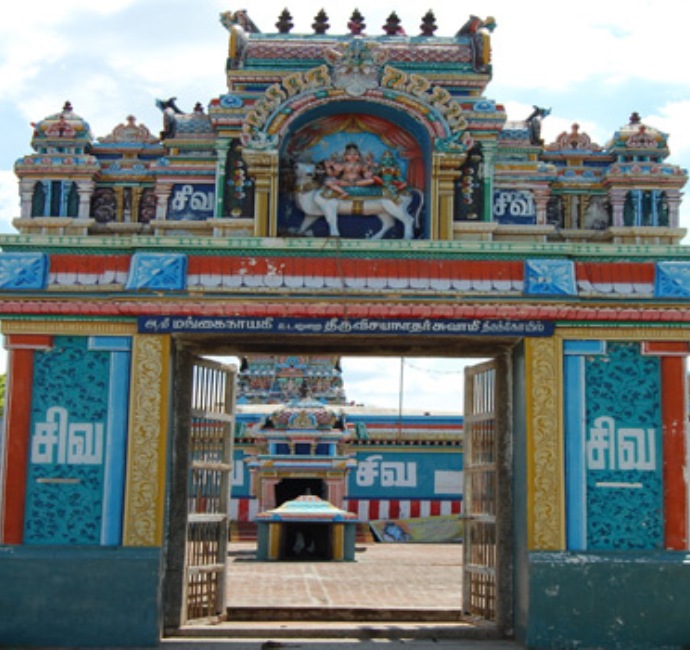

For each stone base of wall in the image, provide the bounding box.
[0,545,162,647]
[522,551,690,649]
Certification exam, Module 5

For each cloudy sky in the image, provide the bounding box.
[1,0,688,410]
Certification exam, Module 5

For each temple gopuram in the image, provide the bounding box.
[1,7,689,649]
[231,355,464,542]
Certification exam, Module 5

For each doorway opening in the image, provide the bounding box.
[163,336,515,638]
[275,478,326,506]
[281,522,332,560]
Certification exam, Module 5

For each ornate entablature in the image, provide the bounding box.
[8,9,687,245]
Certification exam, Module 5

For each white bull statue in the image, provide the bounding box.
[293,162,422,239]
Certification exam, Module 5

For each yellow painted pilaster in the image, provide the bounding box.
[243,150,279,236]
[431,152,466,240]
[525,335,565,550]
[268,523,281,560]
[123,334,171,546]
[332,525,344,561]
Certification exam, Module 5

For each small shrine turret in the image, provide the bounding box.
[14,102,99,232]
[603,113,686,232]
[542,123,609,232]
[246,397,356,513]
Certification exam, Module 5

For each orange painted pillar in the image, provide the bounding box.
[1,335,53,544]
[661,355,688,549]
[643,341,689,550]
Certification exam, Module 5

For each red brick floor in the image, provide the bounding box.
[226,542,463,610]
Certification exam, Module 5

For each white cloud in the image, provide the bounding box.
[0,31,67,96]
[647,100,690,160]
[487,1,690,91]
[0,0,140,95]
[0,172,19,234]
[342,357,472,412]
[501,100,610,147]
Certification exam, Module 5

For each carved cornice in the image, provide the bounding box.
[3,232,690,260]
[3,300,690,325]
[0,320,136,336]
[557,326,690,340]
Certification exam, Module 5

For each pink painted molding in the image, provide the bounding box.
[2,299,690,323]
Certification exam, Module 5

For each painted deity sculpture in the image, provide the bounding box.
[293,157,422,239]
[322,143,376,198]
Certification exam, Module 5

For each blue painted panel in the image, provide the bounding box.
[524,259,577,296]
[91,337,132,545]
[88,336,132,353]
[493,189,536,225]
[347,450,463,499]
[0,252,48,290]
[584,342,663,549]
[140,315,554,337]
[24,336,111,545]
[168,183,215,220]
[564,354,586,550]
[563,340,606,356]
[231,449,250,497]
[655,261,690,297]
[126,253,187,291]
[564,339,606,551]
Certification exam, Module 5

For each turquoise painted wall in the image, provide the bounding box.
[23,335,131,546]
[525,551,690,649]
[25,336,110,544]
[565,341,664,551]
[0,546,161,647]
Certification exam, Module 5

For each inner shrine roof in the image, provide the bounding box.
[255,495,357,522]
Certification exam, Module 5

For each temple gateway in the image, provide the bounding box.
[1,8,689,649]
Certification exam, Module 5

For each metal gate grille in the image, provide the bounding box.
[463,361,497,620]
[184,359,236,623]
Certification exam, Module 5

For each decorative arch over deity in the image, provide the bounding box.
[237,36,473,240]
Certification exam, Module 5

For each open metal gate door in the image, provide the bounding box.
[183,358,237,624]
[463,360,498,621]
